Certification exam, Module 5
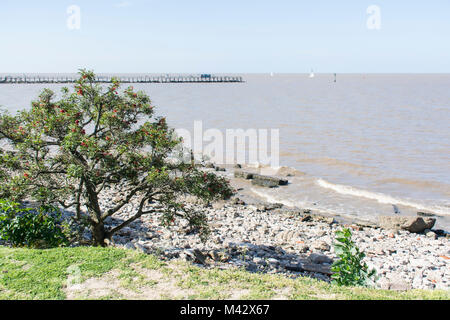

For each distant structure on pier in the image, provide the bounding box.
[0,74,244,84]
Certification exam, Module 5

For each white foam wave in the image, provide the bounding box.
[250,188,367,221]
[316,178,450,216]
[250,188,297,208]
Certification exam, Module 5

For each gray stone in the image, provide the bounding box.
[312,241,331,252]
[257,203,284,212]
[308,253,333,265]
[284,264,303,272]
[377,216,436,233]
[232,198,246,205]
[425,230,437,239]
[417,212,436,217]
[253,257,263,264]
[251,174,288,188]
[192,249,208,265]
[298,244,310,253]
[301,263,333,275]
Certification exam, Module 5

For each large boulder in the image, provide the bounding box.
[251,174,288,188]
[377,216,436,234]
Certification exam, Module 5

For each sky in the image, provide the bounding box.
[0,0,449,73]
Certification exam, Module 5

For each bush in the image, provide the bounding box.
[331,228,377,287]
[0,199,69,248]
[0,70,234,246]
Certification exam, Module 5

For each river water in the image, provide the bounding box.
[1,73,449,229]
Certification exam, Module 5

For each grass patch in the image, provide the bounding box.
[0,246,448,300]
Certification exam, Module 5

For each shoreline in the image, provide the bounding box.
[83,165,449,291]
[216,163,450,232]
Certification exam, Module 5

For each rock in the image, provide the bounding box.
[284,264,303,272]
[112,195,123,203]
[279,230,299,242]
[298,244,310,253]
[312,241,331,252]
[208,249,229,262]
[417,212,436,217]
[355,220,379,229]
[212,201,226,209]
[234,164,242,169]
[208,250,220,261]
[301,263,333,275]
[308,253,333,265]
[251,174,288,188]
[253,257,263,264]
[267,258,280,265]
[299,215,313,222]
[180,251,193,262]
[205,162,215,169]
[371,247,385,256]
[231,197,246,205]
[215,166,226,172]
[433,229,447,236]
[192,249,208,265]
[234,170,254,180]
[377,216,436,234]
[322,217,336,225]
[257,203,283,212]
[314,230,327,237]
[207,249,230,262]
[251,178,279,188]
[425,231,437,239]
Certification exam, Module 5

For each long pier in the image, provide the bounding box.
[0,74,244,84]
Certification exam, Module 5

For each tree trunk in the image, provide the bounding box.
[91,221,108,247]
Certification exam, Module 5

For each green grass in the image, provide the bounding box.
[0,246,448,300]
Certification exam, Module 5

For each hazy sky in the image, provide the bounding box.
[1,0,449,73]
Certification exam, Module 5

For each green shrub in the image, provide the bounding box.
[0,199,69,248]
[0,70,234,246]
[331,228,377,287]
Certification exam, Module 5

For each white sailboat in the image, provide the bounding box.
[309,69,315,78]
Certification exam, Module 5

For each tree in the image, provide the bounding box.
[0,70,234,246]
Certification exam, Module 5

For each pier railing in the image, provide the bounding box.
[0,75,244,84]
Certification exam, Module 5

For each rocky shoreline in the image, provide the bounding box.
[88,165,450,292]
